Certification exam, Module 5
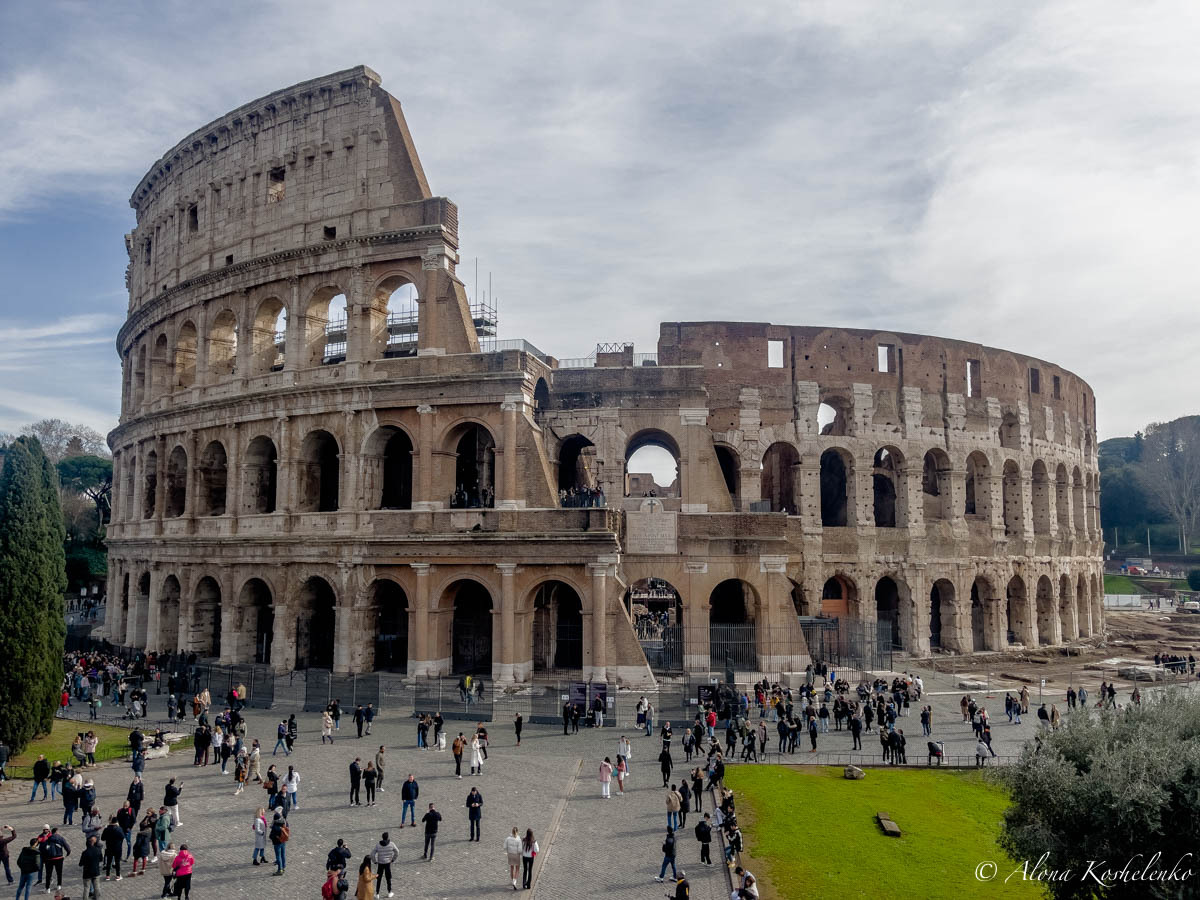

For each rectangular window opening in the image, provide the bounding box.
[323,225,337,240]
[877,343,895,374]
[1030,367,1041,394]
[225,254,234,266]
[966,359,981,398]
[143,239,152,266]
[267,167,286,203]
[767,339,785,369]
[188,205,198,233]
[1052,375,1061,399]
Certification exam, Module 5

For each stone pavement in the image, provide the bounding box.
[0,706,729,900]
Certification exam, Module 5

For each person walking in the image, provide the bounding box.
[269,812,288,875]
[513,713,523,747]
[470,734,485,776]
[364,705,375,737]
[370,833,397,899]
[598,758,613,799]
[420,804,441,860]
[654,827,678,883]
[170,844,193,899]
[101,815,123,880]
[251,809,268,865]
[157,842,177,898]
[695,813,712,866]
[280,765,299,810]
[678,780,691,829]
[30,756,50,803]
[504,828,523,890]
[354,705,366,739]
[78,835,102,900]
[41,826,70,893]
[465,787,483,841]
[354,857,375,900]
[322,711,335,745]
[364,763,378,806]
[659,747,673,787]
[348,758,362,806]
[16,838,39,900]
[615,756,627,795]
[645,702,655,738]
[520,830,538,890]
[666,785,682,829]
[131,810,153,876]
[273,720,289,756]
[452,734,466,779]
[400,775,418,828]
[374,747,386,794]
[163,778,183,827]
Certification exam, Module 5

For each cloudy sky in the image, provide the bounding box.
[1,0,1196,442]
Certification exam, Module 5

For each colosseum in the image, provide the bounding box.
[102,66,1104,687]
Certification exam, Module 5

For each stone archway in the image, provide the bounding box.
[445,580,494,674]
[295,577,336,669]
[532,581,584,672]
[370,580,409,671]
[709,579,758,671]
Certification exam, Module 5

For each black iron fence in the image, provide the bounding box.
[799,616,893,673]
[528,681,617,727]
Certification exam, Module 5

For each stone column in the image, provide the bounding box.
[589,562,609,682]
[145,567,161,651]
[153,436,166,535]
[176,583,192,657]
[496,564,516,683]
[414,405,437,510]
[341,409,359,512]
[411,564,431,676]
[184,431,198,528]
[283,276,301,371]
[683,560,709,673]
[110,450,123,527]
[418,250,443,356]
[226,423,241,530]
[679,408,709,513]
[275,417,291,514]
[133,444,145,523]
[219,600,238,664]
[105,559,124,643]
[498,397,523,509]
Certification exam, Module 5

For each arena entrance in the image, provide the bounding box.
[532,581,584,673]
[449,581,493,674]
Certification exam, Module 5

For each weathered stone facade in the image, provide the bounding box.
[103,67,1103,686]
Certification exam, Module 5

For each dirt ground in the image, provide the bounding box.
[917,607,1200,691]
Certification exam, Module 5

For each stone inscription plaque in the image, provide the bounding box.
[625,498,678,555]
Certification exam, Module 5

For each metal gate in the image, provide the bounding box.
[709,623,758,671]
[413,677,494,721]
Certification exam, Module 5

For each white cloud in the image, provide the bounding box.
[1,0,1196,437]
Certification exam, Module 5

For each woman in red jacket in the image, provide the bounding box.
[171,844,194,899]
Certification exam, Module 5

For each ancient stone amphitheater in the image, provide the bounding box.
[102,67,1103,686]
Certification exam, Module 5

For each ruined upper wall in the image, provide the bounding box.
[125,66,454,310]
[658,321,1097,455]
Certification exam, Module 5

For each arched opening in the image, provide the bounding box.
[964,451,990,518]
[142,449,158,519]
[872,447,903,527]
[709,580,757,670]
[151,334,170,400]
[999,412,1021,451]
[1002,460,1023,535]
[159,575,181,651]
[820,448,851,526]
[207,309,238,379]
[715,444,741,508]
[1055,464,1071,532]
[295,577,335,669]
[193,576,221,658]
[133,344,147,408]
[969,578,989,651]
[761,442,798,513]
[364,426,414,510]
[243,436,278,514]
[532,581,584,672]
[1072,467,1086,536]
[875,576,902,650]
[448,581,493,674]
[164,446,187,518]
[626,578,683,671]
[1058,574,1076,641]
[818,398,849,436]
[371,580,409,672]
[532,378,550,425]
[174,321,197,388]
[250,297,287,374]
[929,579,956,651]
[240,578,275,666]
[382,281,418,359]
[298,430,340,512]
[821,575,857,619]
[1031,460,1051,535]
[197,441,228,516]
[1035,575,1055,646]
[1076,574,1089,637]
[922,449,952,521]
[1006,575,1029,645]
[625,430,680,498]
[557,434,597,503]
[302,287,347,367]
[449,424,496,508]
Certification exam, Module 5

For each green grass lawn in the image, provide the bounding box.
[1103,574,1141,594]
[6,719,135,777]
[725,766,1046,900]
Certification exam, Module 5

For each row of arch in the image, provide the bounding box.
[123,276,421,412]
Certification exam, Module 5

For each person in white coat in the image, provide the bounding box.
[503,827,523,890]
[470,735,485,776]
[617,736,632,777]
[251,808,268,865]
[283,767,300,810]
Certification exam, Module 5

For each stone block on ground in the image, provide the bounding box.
[844,765,864,780]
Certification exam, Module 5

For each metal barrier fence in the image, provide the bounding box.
[528,681,617,727]
[413,678,494,721]
[192,664,275,709]
[303,671,382,712]
[799,616,893,673]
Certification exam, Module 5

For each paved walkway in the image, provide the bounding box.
[0,707,728,899]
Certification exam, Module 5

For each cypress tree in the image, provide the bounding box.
[0,436,67,751]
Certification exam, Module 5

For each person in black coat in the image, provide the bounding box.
[127,776,144,821]
[101,816,124,879]
[695,814,713,865]
[677,781,691,829]
[349,758,362,806]
[465,788,483,842]
[79,836,103,895]
[61,779,79,826]
[659,748,673,788]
